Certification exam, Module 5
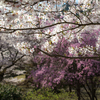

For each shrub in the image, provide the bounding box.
[0,83,23,100]
[24,87,78,100]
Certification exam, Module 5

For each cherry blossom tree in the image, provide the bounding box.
[0,0,99,56]
[0,1,100,100]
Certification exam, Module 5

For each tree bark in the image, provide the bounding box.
[76,81,81,100]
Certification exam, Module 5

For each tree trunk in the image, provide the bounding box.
[76,81,81,100]
[69,85,72,92]
[0,69,7,82]
[0,71,4,82]
[91,77,97,100]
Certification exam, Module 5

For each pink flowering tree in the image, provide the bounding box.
[29,29,100,100]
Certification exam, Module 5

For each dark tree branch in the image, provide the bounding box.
[37,48,100,59]
[0,21,100,32]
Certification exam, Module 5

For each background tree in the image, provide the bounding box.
[0,38,25,82]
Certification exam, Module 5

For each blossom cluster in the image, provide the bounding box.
[13,42,34,55]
